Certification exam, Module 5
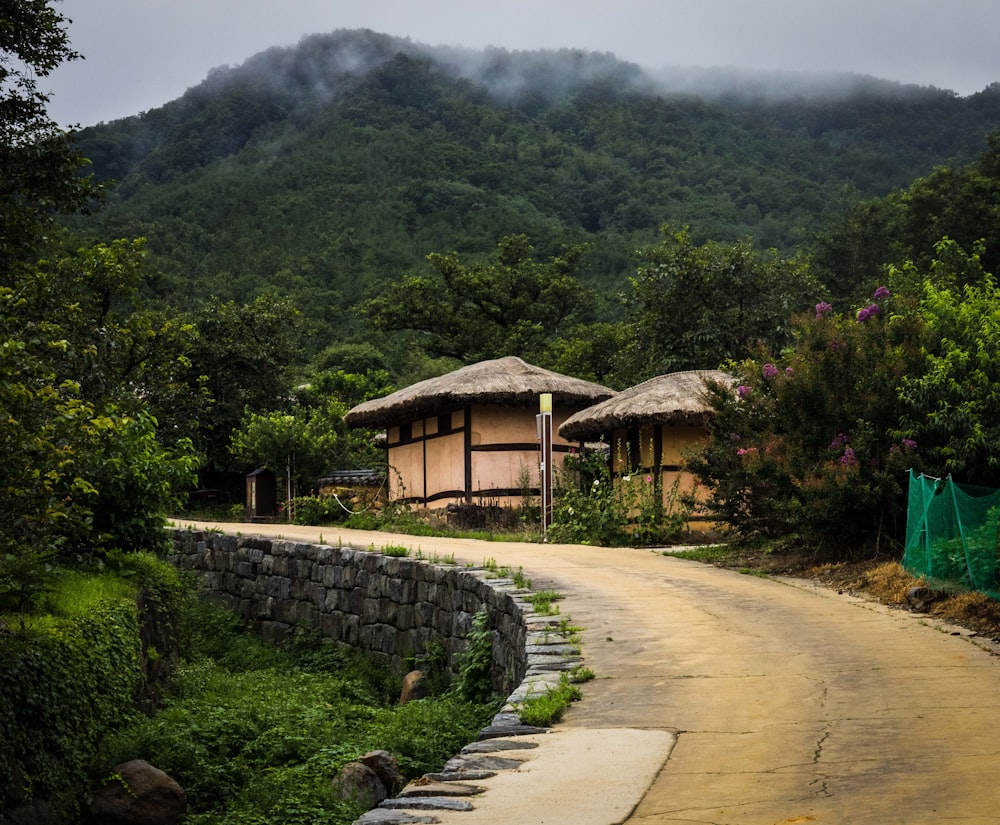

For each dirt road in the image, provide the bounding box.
[177,521,1000,824]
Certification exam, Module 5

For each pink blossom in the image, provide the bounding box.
[856,304,881,322]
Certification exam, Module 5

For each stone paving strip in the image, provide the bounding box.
[353,603,593,824]
[354,595,676,825]
[357,728,676,825]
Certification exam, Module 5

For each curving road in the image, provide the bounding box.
[178,521,1000,824]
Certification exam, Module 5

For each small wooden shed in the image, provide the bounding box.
[559,369,733,531]
[344,356,614,509]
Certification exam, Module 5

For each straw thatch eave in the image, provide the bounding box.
[344,356,615,429]
[558,369,734,440]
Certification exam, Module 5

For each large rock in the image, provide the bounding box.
[88,760,187,825]
[359,750,405,797]
[336,762,387,807]
[399,670,426,705]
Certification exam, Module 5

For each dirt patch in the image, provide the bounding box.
[703,548,1000,641]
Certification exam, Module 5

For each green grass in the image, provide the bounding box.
[413,549,457,564]
[517,675,582,727]
[10,570,135,630]
[665,544,735,563]
[526,589,564,615]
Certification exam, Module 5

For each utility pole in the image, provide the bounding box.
[537,392,553,539]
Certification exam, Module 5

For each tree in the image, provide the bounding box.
[181,294,304,473]
[896,239,1000,487]
[0,0,97,270]
[811,131,1000,300]
[0,3,196,567]
[362,234,596,364]
[616,227,822,386]
[230,387,383,504]
[0,242,200,560]
[889,133,1000,280]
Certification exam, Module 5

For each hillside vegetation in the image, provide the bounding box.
[65,30,1000,344]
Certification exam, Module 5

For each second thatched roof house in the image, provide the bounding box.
[345,356,614,509]
[559,369,734,531]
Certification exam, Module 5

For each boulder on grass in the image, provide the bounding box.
[89,760,187,825]
[336,762,387,807]
[359,750,405,796]
[399,670,427,705]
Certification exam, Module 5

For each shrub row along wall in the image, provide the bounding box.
[168,530,528,693]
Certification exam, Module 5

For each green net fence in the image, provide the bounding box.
[904,469,1000,598]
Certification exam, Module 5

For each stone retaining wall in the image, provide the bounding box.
[168,529,528,693]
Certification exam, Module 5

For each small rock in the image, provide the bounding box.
[906,585,939,612]
[442,754,524,772]
[478,723,547,739]
[352,809,441,824]
[379,797,474,812]
[421,770,497,783]
[462,738,538,753]
[397,781,485,797]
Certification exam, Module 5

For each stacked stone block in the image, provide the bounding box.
[168,530,528,692]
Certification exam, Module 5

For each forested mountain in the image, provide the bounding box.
[65,29,1000,346]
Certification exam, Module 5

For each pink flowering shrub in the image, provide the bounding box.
[688,286,927,551]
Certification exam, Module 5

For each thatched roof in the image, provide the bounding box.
[344,356,615,429]
[558,369,734,440]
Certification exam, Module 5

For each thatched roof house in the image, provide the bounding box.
[559,369,734,532]
[345,357,614,509]
[345,356,613,428]
[559,369,733,440]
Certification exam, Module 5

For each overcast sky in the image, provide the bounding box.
[45,0,1000,128]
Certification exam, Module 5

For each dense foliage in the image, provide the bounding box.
[64,31,1000,354]
[812,131,1000,300]
[611,227,822,386]
[895,240,1000,486]
[0,554,185,820]
[364,234,596,363]
[98,596,498,825]
[549,449,690,546]
[689,237,1000,552]
[0,237,200,569]
[1,3,198,596]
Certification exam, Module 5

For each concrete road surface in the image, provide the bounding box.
[176,521,1000,824]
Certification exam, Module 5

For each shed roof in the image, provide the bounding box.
[344,356,615,429]
[558,369,734,440]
